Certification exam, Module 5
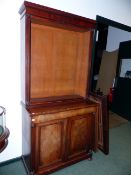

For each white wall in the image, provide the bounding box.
[106,27,131,78]
[0,0,23,162]
[0,0,131,162]
[106,27,131,52]
[120,59,131,77]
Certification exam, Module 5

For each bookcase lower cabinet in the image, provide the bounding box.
[22,106,98,175]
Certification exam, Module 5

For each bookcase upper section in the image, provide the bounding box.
[19,1,96,107]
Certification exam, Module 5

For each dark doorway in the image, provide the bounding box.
[91,15,131,93]
[89,17,131,154]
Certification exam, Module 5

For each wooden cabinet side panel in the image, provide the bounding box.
[20,14,31,105]
[22,107,32,172]
[20,15,26,104]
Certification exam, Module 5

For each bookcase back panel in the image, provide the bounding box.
[31,23,91,99]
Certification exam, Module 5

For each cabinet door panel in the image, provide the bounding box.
[38,119,66,168]
[67,114,95,159]
[89,93,109,154]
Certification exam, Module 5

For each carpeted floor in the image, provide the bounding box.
[0,159,27,175]
[109,111,129,128]
[0,122,131,175]
[51,122,131,175]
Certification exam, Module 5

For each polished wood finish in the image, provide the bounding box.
[19,1,96,107]
[39,119,66,165]
[19,1,105,175]
[23,101,98,175]
[19,1,96,31]
[89,93,109,154]
[31,23,92,98]
[67,114,95,159]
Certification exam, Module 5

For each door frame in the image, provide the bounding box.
[90,15,131,92]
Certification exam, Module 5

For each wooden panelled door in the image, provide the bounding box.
[89,17,109,155]
[67,114,95,159]
[32,119,67,171]
[89,93,109,155]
